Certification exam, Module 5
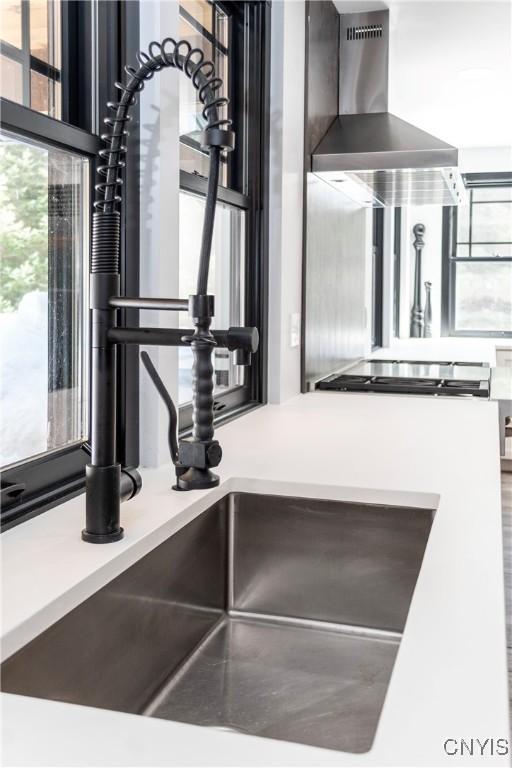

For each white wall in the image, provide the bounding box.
[139,1,180,467]
[460,146,512,174]
[334,0,512,153]
[336,1,511,347]
[382,0,512,340]
[267,0,306,403]
[387,1,512,151]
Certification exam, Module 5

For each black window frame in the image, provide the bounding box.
[371,208,384,350]
[393,207,402,338]
[1,0,140,531]
[441,172,512,338]
[178,0,269,432]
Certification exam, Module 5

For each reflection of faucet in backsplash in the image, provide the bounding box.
[82,40,259,544]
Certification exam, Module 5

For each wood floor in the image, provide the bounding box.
[502,471,512,707]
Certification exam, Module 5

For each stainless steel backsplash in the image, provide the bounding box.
[304,174,371,388]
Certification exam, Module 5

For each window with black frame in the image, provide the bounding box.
[0,0,62,118]
[0,1,139,529]
[177,0,268,429]
[442,173,512,337]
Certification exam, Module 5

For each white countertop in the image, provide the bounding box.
[1,392,509,766]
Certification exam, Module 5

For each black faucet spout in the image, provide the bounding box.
[81,39,250,543]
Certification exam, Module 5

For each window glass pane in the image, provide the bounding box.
[30,0,61,66]
[455,243,512,259]
[454,261,512,332]
[0,1,22,48]
[1,0,62,119]
[180,0,214,33]
[454,243,469,258]
[472,187,512,202]
[466,243,512,259]
[456,201,470,243]
[180,10,212,53]
[179,1,229,186]
[178,190,245,404]
[471,201,512,242]
[0,131,88,468]
[0,54,23,105]
[31,69,61,118]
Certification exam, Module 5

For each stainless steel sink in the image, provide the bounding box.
[1,492,433,753]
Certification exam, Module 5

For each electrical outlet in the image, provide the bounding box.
[290,313,300,348]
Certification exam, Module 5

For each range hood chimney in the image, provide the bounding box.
[312,10,465,207]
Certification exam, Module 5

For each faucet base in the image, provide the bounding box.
[174,467,219,492]
[81,528,124,544]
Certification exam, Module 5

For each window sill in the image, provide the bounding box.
[179,399,263,439]
[2,402,264,534]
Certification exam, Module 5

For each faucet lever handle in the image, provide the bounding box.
[140,351,179,467]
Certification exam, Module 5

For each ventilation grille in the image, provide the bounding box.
[346,25,383,40]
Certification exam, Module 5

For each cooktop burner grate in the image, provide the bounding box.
[443,379,482,388]
[373,376,442,387]
[334,375,370,384]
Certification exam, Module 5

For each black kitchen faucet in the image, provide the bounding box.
[82,39,258,543]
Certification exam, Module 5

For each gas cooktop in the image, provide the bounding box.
[317,374,489,397]
[348,360,490,381]
[317,359,490,398]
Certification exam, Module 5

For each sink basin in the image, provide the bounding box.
[1,492,433,754]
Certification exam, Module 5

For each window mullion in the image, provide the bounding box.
[29,55,61,82]
[468,188,473,259]
[21,0,31,107]
[180,169,250,209]
[1,98,100,155]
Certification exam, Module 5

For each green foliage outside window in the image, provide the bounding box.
[0,140,48,312]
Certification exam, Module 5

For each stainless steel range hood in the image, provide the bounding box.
[311,10,466,207]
